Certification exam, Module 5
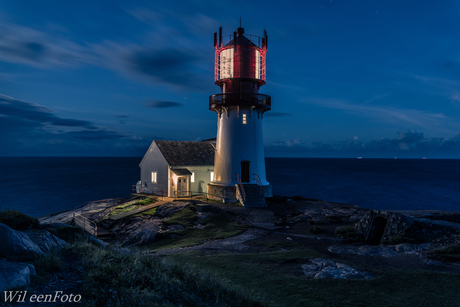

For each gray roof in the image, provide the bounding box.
[171,168,193,176]
[155,140,215,166]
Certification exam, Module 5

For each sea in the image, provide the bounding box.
[0,157,459,217]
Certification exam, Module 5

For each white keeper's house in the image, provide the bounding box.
[137,140,215,198]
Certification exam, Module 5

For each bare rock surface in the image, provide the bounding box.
[22,229,68,254]
[301,258,372,279]
[328,243,432,257]
[0,223,45,257]
[155,201,192,218]
[0,260,36,292]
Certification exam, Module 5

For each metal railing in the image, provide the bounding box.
[73,198,119,217]
[235,173,246,204]
[209,93,271,110]
[73,212,98,237]
[253,173,267,197]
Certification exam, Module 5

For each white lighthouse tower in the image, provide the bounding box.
[207,26,273,207]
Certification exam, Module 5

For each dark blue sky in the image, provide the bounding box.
[1,0,460,158]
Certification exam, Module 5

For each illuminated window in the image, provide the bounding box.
[242,113,247,125]
[151,171,157,184]
[191,172,195,183]
[210,171,214,181]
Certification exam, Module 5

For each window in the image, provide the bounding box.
[210,171,214,181]
[151,171,157,184]
[191,172,195,183]
[242,113,247,125]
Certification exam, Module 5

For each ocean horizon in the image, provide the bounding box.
[1,157,459,217]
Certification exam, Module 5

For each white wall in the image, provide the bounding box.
[213,106,269,186]
[139,142,169,195]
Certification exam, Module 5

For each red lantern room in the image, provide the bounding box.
[210,26,270,111]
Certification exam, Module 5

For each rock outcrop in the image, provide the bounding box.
[301,258,372,279]
[0,223,45,257]
[155,202,192,218]
[0,260,36,292]
[22,229,68,254]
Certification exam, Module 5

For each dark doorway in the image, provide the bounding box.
[366,217,387,245]
[241,161,250,183]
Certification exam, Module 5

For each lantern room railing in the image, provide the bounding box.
[209,93,271,110]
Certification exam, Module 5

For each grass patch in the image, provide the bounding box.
[147,212,249,252]
[335,224,356,237]
[106,198,157,218]
[0,209,39,230]
[45,225,88,243]
[6,249,64,286]
[132,207,157,217]
[76,243,260,307]
[162,206,198,227]
[428,243,460,262]
[167,250,460,307]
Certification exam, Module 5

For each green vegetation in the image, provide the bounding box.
[132,207,157,217]
[0,209,39,230]
[6,249,64,286]
[147,209,248,252]
[428,243,460,262]
[168,251,460,307]
[76,243,260,307]
[381,231,423,245]
[335,224,357,238]
[107,197,157,218]
[44,225,88,243]
[132,197,157,206]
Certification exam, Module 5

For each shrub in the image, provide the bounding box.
[335,224,357,238]
[77,244,260,307]
[428,243,460,262]
[0,209,39,230]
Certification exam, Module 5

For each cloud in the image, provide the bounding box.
[0,94,148,156]
[265,112,291,117]
[0,94,97,130]
[0,19,211,91]
[306,98,447,129]
[267,130,460,157]
[145,100,183,108]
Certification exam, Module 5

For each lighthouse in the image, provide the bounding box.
[207,26,273,207]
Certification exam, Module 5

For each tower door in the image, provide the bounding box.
[177,177,189,197]
[241,161,250,183]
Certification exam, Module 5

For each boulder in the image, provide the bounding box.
[122,218,164,247]
[22,229,68,254]
[0,223,44,257]
[88,235,106,248]
[155,202,192,218]
[0,260,36,292]
[301,258,372,279]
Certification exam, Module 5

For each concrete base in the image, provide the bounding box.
[207,183,273,204]
[207,184,237,202]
